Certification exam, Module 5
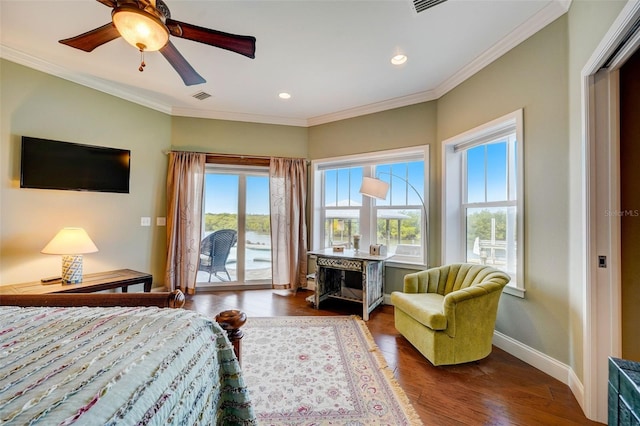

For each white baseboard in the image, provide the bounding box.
[492,331,573,385]
[366,294,585,413]
[568,366,586,414]
[492,331,586,413]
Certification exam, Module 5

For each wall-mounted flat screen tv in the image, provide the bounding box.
[20,136,130,193]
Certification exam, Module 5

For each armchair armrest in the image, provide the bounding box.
[442,282,505,337]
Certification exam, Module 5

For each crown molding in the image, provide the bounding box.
[306,0,571,126]
[1,0,571,128]
[306,90,438,127]
[0,45,173,115]
[434,0,571,98]
[171,106,309,127]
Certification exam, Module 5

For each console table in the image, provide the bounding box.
[0,269,153,295]
[308,248,391,321]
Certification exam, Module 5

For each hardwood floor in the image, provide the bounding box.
[184,288,603,425]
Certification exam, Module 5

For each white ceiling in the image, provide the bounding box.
[0,0,569,127]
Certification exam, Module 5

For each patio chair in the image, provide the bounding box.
[198,229,237,282]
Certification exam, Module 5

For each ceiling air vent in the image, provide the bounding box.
[192,91,212,101]
[412,0,447,14]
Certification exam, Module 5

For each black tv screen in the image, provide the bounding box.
[20,137,130,193]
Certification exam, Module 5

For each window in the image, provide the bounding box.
[443,109,524,297]
[312,146,429,266]
[200,165,272,287]
[322,166,363,248]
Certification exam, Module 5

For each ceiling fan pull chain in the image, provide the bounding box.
[139,48,146,72]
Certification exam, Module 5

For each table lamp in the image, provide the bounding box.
[41,227,98,284]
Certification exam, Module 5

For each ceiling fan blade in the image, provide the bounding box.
[96,0,117,7]
[166,19,256,59]
[59,23,121,52]
[160,41,206,86]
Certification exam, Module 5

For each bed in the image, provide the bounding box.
[0,292,255,425]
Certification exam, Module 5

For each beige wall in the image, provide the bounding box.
[438,16,571,363]
[0,60,171,288]
[308,103,437,160]
[171,116,308,159]
[0,61,309,289]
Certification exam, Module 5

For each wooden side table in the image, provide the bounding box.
[0,269,153,295]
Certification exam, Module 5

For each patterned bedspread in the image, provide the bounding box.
[0,306,255,425]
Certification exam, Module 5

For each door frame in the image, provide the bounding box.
[582,1,640,421]
[200,165,272,289]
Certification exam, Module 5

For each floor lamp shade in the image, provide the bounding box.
[41,228,98,283]
[359,177,390,200]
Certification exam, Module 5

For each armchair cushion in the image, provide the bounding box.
[390,292,447,331]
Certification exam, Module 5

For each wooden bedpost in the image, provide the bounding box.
[215,309,247,365]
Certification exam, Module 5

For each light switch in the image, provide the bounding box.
[598,255,607,268]
[156,217,166,226]
[141,217,151,226]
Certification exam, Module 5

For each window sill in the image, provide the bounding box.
[385,261,427,270]
[503,284,525,298]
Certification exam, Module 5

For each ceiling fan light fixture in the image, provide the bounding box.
[112,5,169,52]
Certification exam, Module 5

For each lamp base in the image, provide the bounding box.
[61,254,83,284]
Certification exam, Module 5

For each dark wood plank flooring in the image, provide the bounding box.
[184,288,602,425]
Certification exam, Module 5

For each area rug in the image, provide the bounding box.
[241,316,423,425]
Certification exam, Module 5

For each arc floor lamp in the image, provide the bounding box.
[359,172,428,263]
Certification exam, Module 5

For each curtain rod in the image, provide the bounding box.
[163,149,308,162]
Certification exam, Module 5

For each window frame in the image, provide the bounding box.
[311,146,429,268]
[442,109,525,297]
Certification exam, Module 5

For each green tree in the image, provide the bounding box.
[376,211,421,243]
[204,213,270,234]
[466,209,506,247]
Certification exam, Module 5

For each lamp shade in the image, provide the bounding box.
[41,228,98,255]
[359,177,390,200]
[112,5,169,52]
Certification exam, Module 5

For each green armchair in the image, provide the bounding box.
[390,263,510,366]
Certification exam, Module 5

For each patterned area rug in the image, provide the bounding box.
[242,316,423,425]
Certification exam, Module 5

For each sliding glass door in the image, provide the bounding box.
[198,166,272,288]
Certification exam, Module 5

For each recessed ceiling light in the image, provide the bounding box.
[391,54,408,65]
[279,92,291,100]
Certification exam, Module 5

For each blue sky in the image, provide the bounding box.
[467,141,509,203]
[205,174,270,215]
[204,148,510,215]
[324,162,426,207]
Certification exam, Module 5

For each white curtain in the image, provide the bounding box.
[269,158,307,289]
[165,152,206,294]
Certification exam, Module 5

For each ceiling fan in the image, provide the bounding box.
[59,0,256,86]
